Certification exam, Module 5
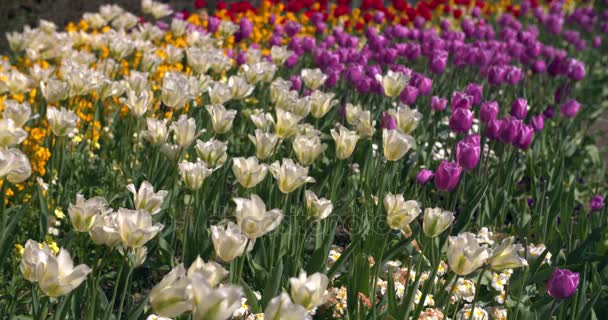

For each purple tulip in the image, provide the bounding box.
[449,108,474,134]
[499,118,522,144]
[239,18,253,39]
[511,98,529,120]
[465,83,483,105]
[430,52,448,74]
[514,124,535,149]
[417,77,433,96]
[532,60,547,73]
[290,75,302,92]
[486,119,502,140]
[451,91,473,110]
[285,54,299,68]
[531,115,544,132]
[547,268,580,300]
[560,99,581,118]
[456,135,481,170]
[207,17,221,33]
[431,96,448,112]
[434,161,463,192]
[567,60,586,81]
[480,101,499,123]
[235,51,246,65]
[400,86,419,105]
[544,106,556,119]
[381,112,397,130]
[593,36,602,48]
[487,66,506,86]
[590,195,605,212]
[284,21,301,37]
[416,169,434,185]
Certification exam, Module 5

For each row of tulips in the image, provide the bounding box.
[0,0,607,319]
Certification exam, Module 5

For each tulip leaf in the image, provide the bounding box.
[260,261,284,308]
[240,280,262,313]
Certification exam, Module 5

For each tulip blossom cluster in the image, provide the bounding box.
[0,0,606,319]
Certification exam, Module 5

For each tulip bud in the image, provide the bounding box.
[206,104,237,134]
[465,83,483,105]
[388,104,423,134]
[447,232,489,276]
[416,169,434,185]
[560,99,581,118]
[590,195,605,212]
[514,124,534,150]
[301,68,327,90]
[434,161,462,192]
[187,256,229,287]
[381,112,397,130]
[456,135,481,171]
[248,129,280,160]
[423,208,455,237]
[212,221,252,263]
[382,129,415,161]
[480,101,499,123]
[142,118,169,146]
[179,160,213,191]
[449,108,473,134]
[275,108,302,139]
[531,115,544,132]
[486,119,502,140]
[171,115,205,148]
[498,118,521,144]
[510,98,529,120]
[399,85,419,105]
[330,126,359,160]
[190,273,243,319]
[547,268,580,299]
[431,96,447,111]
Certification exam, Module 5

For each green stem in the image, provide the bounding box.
[103,259,125,320]
[468,266,487,320]
[117,263,134,319]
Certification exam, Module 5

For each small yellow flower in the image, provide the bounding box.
[54,208,65,219]
[15,244,24,256]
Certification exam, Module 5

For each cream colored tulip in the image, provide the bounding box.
[142,118,169,146]
[304,190,333,221]
[228,75,254,100]
[301,68,327,90]
[270,46,293,66]
[2,100,31,127]
[116,208,164,248]
[179,160,213,191]
[0,148,32,183]
[330,126,359,160]
[488,237,528,271]
[89,211,121,247]
[208,82,234,105]
[0,119,27,148]
[207,104,237,134]
[249,111,275,131]
[121,89,151,117]
[187,256,228,287]
[150,264,193,317]
[41,79,69,103]
[309,90,338,119]
[293,133,327,166]
[388,104,423,134]
[289,271,329,310]
[264,293,309,320]
[20,240,53,283]
[127,180,168,215]
[195,139,228,168]
[232,156,268,188]
[423,208,455,238]
[447,232,490,276]
[47,106,79,136]
[248,129,280,161]
[211,222,250,263]
[161,72,195,109]
[382,129,415,161]
[37,248,91,297]
[275,108,302,139]
[190,273,243,320]
[170,115,205,148]
[68,194,108,232]
[269,158,316,194]
[376,70,409,98]
[384,193,421,230]
[352,110,375,139]
[233,194,283,239]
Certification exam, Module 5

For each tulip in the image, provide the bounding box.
[447,232,490,276]
[0,148,32,183]
[376,70,409,98]
[416,169,434,185]
[248,129,280,160]
[68,194,109,232]
[275,108,302,139]
[382,129,415,161]
[233,194,283,239]
[510,98,529,120]
[127,181,168,215]
[47,107,79,136]
[292,133,327,166]
[590,195,605,212]
[269,158,315,194]
[2,100,31,127]
[271,46,294,66]
[449,108,473,134]
[264,293,309,320]
[289,271,329,310]
[207,104,237,134]
[89,211,121,247]
[142,118,169,145]
[20,240,54,283]
[304,190,333,221]
[488,237,529,271]
[381,112,397,130]
[121,89,151,117]
[232,156,268,188]
[400,85,419,105]
[36,248,92,297]
[456,135,481,171]
[161,72,195,109]
[116,208,164,248]
[434,161,462,192]
[531,115,544,132]
[352,110,376,139]
[190,273,243,320]
[384,193,421,230]
[195,139,228,168]
[179,160,213,191]
[301,68,327,90]
[560,99,581,118]
[514,125,534,150]
[330,126,359,160]
[498,118,521,144]
[228,75,254,100]
[480,101,499,123]
[486,119,502,140]
[430,96,448,111]
[171,115,205,148]
[451,91,473,110]
[388,104,423,134]
[41,79,69,103]
[547,268,580,299]
[309,90,338,119]
[423,208,455,237]
[211,222,250,262]
[187,256,228,287]
[465,83,483,105]
[150,264,193,317]
[249,112,275,131]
